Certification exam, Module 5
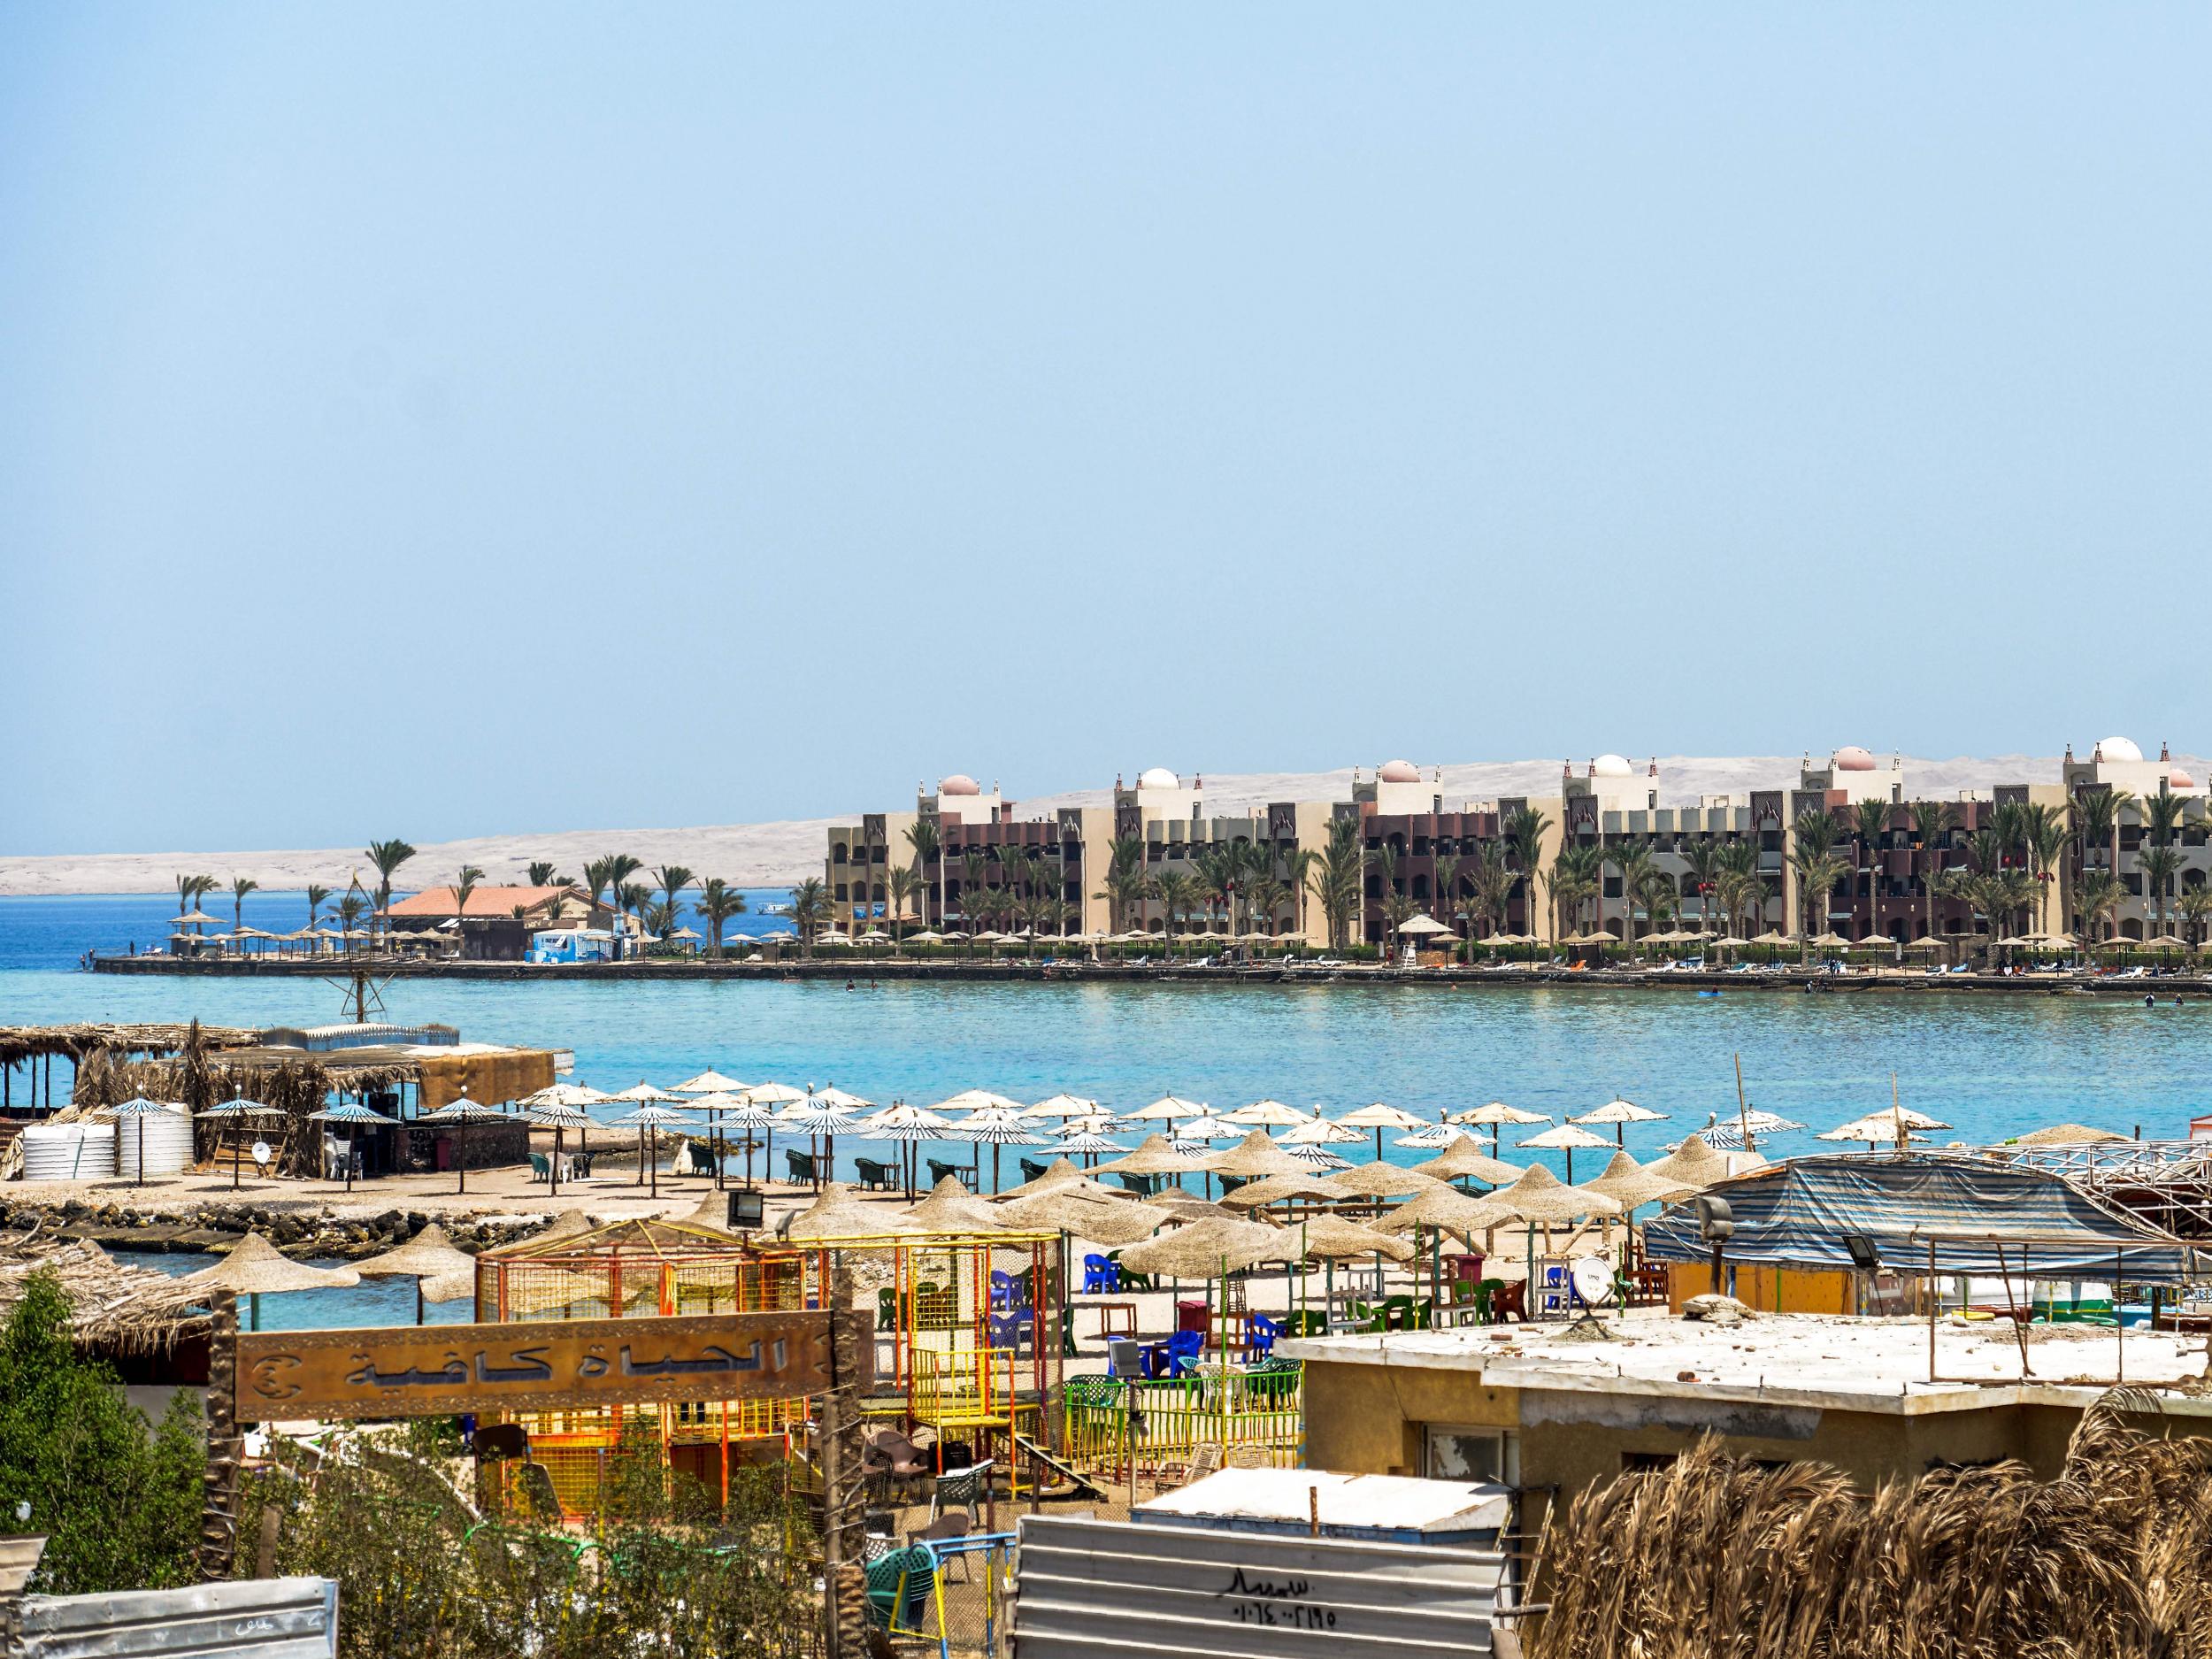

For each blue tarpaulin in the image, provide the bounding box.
[1642,1153,2211,1281]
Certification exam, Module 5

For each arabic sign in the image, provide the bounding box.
[235,1310,832,1421]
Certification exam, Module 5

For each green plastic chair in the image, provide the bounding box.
[865,1544,934,1632]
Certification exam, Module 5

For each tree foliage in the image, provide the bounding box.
[0,1271,204,1595]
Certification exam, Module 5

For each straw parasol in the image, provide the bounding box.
[998,1156,1087,1198]
[1225,1099,1308,1128]
[1126,1094,1210,1122]
[782,1181,924,1242]
[2006,1123,2132,1147]
[306,1099,402,1194]
[1203,1130,1311,1180]
[353,1225,476,1325]
[1517,1121,1612,1182]
[1409,1141,1523,1187]
[415,1090,509,1197]
[1446,1099,1550,1156]
[97,1097,185,1190]
[1093,1133,1205,1179]
[418,1269,477,1307]
[1373,1186,1514,1238]
[904,1175,1007,1233]
[997,1188,1171,1247]
[606,1103,703,1199]
[1570,1097,1670,1146]
[955,1107,1054,1194]
[1584,1148,1695,1212]
[184,1233,358,1331]
[1218,1171,1348,1210]
[1286,1213,1414,1263]
[1117,1216,1282,1279]
[1336,1102,1428,1163]
[1326,1161,1445,1201]
[1487,1163,1623,1225]
[1638,1135,1733,1193]
[196,1092,284,1190]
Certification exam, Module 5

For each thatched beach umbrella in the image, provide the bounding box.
[606,1103,703,1199]
[1093,1133,1205,1185]
[999,1156,1087,1198]
[1517,1121,1612,1183]
[354,1224,476,1324]
[1289,1212,1415,1263]
[305,1099,401,1192]
[1203,1129,1312,1181]
[98,1096,185,1189]
[1571,1096,1670,1146]
[2006,1123,2131,1147]
[1488,1163,1623,1226]
[416,1090,509,1196]
[1337,1102,1428,1164]
[1410,1140,1523,1189]
[1374,1186,1513,1238]
[418,1268,477,1310]
[1447,1099,1550,1158]
[185,1233,358,1331]
[1640,1135,1735,1193]
[905,1175,1006,1233]
[1585,1148,1695,1213]
[783,1181,923,1243]
[1327,1161,1445,1202]
[1117,1216,1281,1279]
[1218,1171,1347,1210]
[997,1188,1170,1248]
[196,1093,284,1190]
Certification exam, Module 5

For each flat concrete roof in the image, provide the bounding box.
[1277,1310,2212,1417]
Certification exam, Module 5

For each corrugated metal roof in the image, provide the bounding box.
[16,1577,337,1659]
[1140,1468,1512,1534]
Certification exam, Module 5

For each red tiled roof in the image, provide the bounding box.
[384,885,585,919]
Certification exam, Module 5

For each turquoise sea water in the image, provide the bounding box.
[4,895,2208,1178]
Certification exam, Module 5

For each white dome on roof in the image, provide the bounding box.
[2097,735,2143,763]
[1833,745,1876,772]
[1137,767,1179,790]
[1592,754,1633,778]
[1378,759,1421,783]
[939,773,981,796]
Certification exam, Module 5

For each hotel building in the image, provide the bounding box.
[826,734,2212,949]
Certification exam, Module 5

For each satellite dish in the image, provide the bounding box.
[1569,1256,1617,1309]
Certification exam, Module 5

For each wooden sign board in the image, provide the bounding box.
[235,1310,832,1422]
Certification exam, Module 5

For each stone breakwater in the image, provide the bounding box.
[2,1197,560,1260]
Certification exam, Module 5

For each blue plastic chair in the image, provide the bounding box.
[1244,1314,1283,1358]
[1082,1254,1119,1294]
[990,1270,1015,1310]
[1157,1329,1204,1378]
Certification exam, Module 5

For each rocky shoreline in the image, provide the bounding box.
[3,1196,562,1260]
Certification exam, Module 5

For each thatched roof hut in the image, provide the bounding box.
[1375,1187,1514,1238]
[0,1234,209,1355]
[2008,1123,2133,1147]
[183,1234,360,1295]
[1585,1148,1694,1211]
[1487,1163,1623,1225]
[783,1182,925,1242]
[1410,1141,1525,1187]
[352,1225,476,1281]
[1092,1133,1204,1177]
[999,1156,1087,1197]
[1641,1135,1735,1193]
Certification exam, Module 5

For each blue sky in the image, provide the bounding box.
[4,6,2208,855]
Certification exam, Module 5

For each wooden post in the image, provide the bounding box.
[202,1290,242,1580]
[821,1264,867,1659]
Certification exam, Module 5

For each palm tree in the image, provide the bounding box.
[2139,845,2182,939]
[903,818,942,929]
[1851,800,1891,942]
[1548,843,1601,942]
[1192,845,1235,941]
[1614,841,1659,949]
[1681,840,1726,941]
[789,879,831,956]
[173,872,218,937]
[956,851,989,935]
[2177,886,2212,954]
[2022,803,2069,938]
[1149,869,1197,956]
[526,861,558,887]
[1246,874,1288,941]
[1910,800,1958,944]
[1431,850,1462,957]
[695,878,748,957]
[1311,818,1364,951]
[1787,810,1851,960]
[2074,870,2119,947]
[365,839,417,944]
[616,882,652,941]
[229,876,260,936]
[1284,846,1321,944]
[304,884,332,934]
[653,866,695,940]
[1716,841,1766,943]
[1504,807,1550,942]
[1369,845,1409,960]
[1097,836,1148,935]
[450,864,486,941]
[334,890,366,950]
[886,866,919,951]
[589,852,641,910]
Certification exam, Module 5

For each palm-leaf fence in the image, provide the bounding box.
[1531,1390,2212,1659]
